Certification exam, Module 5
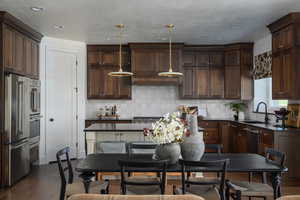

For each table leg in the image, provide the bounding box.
[79,173,94,193]
[85,132,87,155]
[271,172,282,199]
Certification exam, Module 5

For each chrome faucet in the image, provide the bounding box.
[256,101,269,124]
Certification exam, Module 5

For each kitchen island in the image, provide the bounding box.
[83,122,204,155]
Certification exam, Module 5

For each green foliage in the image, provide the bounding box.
[225,102,247,113]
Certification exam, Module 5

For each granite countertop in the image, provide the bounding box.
[85,118,133,121]
[84,122,205,132]
[200,117,300,132]
[85,117,300,132]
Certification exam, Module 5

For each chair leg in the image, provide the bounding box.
[59,186,65,200]
[248,172,253,182]
[173,185,177,195]
[225,186,230,200]
[236,191,242,200]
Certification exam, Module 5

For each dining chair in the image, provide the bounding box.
[204,144,223,178]
[173,159,229,200]
[56,147,110,200]
[126,142,157,156]
[126,142,158,177]
[225,148,285,200]
[118,159,168,195]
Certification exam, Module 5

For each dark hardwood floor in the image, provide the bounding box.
[0,161,299,200]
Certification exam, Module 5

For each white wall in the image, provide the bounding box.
[39,37,86,164]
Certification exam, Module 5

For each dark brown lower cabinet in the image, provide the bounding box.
[198,121,220,147]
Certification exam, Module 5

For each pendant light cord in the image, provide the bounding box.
[169,26,172,72]
[119,27,122,72]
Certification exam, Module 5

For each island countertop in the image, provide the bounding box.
[84,122,205,132]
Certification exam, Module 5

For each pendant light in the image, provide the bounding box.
[158,24,183,77]
[108,24,133,77]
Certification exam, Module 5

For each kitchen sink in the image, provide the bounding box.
[242,120,266,124]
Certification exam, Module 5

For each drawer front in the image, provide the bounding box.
[203,128,219,144]
[262,131,274,145]
[199,121,219,128]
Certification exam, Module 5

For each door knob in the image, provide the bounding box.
[49,118,54,122]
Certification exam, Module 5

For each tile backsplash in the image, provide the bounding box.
[86,85,247,119]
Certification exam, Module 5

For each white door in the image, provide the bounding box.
[45,49,78,163]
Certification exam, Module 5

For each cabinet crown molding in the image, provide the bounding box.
[267,12,300,33]
[0,11,43,42]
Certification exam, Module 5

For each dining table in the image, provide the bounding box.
[76,153,287,199]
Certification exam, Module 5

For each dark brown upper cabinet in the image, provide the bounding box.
[180,46,224,99]
[2,20,41,79]
[224,43,253,100]
[268,13,300,99]
[87,45,132,99]
[130,43,183,85]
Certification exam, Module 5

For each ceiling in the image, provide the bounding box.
[1,0,300,44]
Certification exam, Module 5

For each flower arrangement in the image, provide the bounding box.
[144,112,187,144]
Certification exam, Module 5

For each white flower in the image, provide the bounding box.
[146,112,185,144]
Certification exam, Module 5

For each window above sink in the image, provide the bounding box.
[254,78,288,112]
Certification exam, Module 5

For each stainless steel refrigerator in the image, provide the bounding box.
[4,74,30,186]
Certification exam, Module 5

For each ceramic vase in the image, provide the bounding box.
[180,114,205,161]
[155,143,181,164]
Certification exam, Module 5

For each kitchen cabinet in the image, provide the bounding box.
[180,67,207,98]
[130,43,183,85]
[3,25,15,70]
[225,50,240,66]
[272,26,293,53]
[225,66,241,99]
[198,120,220,145]
[272,51,293,99]
[259,130,274,155]
[224,43,253,100]
[228,122,241,153]
[87,45,132,99]
[220,122,230,153]
[268,13,300,99]
[180,47,225,99]
[235,128,248,153]
[15,32,25,73]
[2,24,40,79]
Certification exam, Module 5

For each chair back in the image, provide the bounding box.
[265,148,285,167]
[179,159,229,194]
[118,159,168,194]
[205,144,223,154]
[56,147,74,200]
[127,142,157,156]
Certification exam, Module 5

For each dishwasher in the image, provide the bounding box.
[245,128,260,154]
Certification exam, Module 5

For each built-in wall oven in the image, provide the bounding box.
[30,79,40,116]
[29,79,41,165]
[30,115,41,144]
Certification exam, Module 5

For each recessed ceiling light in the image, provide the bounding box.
[30,7,44,12]
[54,25,64,30]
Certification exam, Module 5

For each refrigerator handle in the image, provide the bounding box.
[17,81,24,136]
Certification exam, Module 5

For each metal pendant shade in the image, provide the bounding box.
[108,24,133,77]
[158,24,183,77]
